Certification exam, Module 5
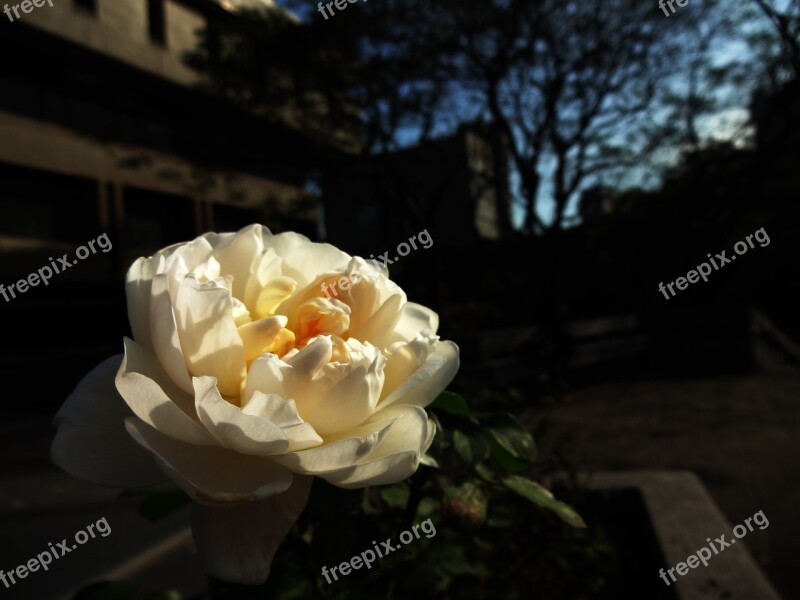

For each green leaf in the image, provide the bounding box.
[485,413,537,463]
[486,505,515,528]
[380,484,410,509]
[485,431,527,472]
[474,462,496,482]
[415,496,439,520]
[453,430,488,465]
[502,476,587,529]
[430,391,471,417]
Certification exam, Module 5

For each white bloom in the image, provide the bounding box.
[52,225,459,584]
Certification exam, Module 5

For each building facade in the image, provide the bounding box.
[0,0,335,281]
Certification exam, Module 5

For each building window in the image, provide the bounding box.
[147,0,166,46]
[73,0,97,14]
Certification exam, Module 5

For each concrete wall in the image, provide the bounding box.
[0,109,301,207]
[15,0,206,85]
[166,0,206,61]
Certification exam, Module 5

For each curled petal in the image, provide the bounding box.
[283,335,332,381]
[296,405,433,488]
[117,338,216,446]
[341,405,433,488]
[302,350,385,436]
[238,315,291,363]
[267,232,350,289]
[244,354,294,401]
[212,224,264,301]
[243,392,322,451]
[271,414,398,475]
[195,376,290,456]
[244,247,283,312]
[125,418,293,504]
[350,293,404,349]
[381,335,434,400]
[173,275,246,397]
[149,273,194,394]
[378,340,460,410]
[254,276,297,319]
[125,255,162,352]
[390,302,440,343]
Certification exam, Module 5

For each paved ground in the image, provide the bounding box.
[528,363,800,600]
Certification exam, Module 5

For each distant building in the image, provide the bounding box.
[321,121,513,253]
[0,0,345,280]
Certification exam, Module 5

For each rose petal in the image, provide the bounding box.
[267,232,350,290]
[244,247,283,311]
[270,413,397,474]
[116,337,216,445]
[349,293,404,348]
[320,449,421,489]
[254,276,297,319]
[238,315,289,363]
[191,475,313,584]
[125,255,163,352]
[381,335,434,400]
[365,404,435,457]
[52,355,166,487]
[173,275,246,397]
[211,224,263,301]
[149,273,194,394]
[378,340,460,409]
[284,335,332,380]
[243,392,322,451]
[302,351,384,436]
[391,302,440,342]
[195,376,290,456]
[319,405,433,488]
[244,354,294,401]
[125,418,293,503]
[163,236,215,291]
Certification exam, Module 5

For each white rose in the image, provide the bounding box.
[52,225,459,584]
